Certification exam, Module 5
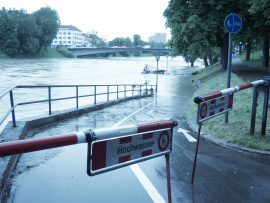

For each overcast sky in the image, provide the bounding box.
[1,0,171,42]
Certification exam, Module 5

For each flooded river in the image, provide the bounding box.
[0,56,203,128]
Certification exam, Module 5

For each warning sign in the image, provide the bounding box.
[88,128,171,175]
[197,94,234,123]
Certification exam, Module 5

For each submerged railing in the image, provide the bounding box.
[0,84,156,128]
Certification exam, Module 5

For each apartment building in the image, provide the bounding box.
[51,25,90,47]
[148,33,167,44]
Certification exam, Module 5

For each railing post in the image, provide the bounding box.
[107,85,109,101]
[117,85,119,99]
[9,90,16,127]
[94,86,97,105]
[76,86,79,109]
[48,87,52,115]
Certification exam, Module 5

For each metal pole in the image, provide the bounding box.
[262,85,269,135]
[48,87,52,115]
[250,88,259,135]
[76,86,79,109]
[94,86,96,105]
[156,60,158,92]
[9,90,16,127]
[191,123,202,184]
[107,86,109,101]
[166,55,168,75]
[225,33,233,123]
[166,154,172,203]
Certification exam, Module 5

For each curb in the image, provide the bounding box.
[186,111,270,157]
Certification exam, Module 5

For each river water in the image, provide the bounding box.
[0,56,203,131]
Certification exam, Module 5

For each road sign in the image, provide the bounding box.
[197,94,234,123]
[88,128,172,176]
[224,13,242,33]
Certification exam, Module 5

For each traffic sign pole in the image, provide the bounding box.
[224,13,242,123]
[225,32,233,123]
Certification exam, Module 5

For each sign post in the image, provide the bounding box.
[224,13,242,123]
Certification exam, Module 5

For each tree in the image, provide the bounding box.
[86,30,107,47]
[8,9,40,54]
[32,6,60,53]
[0,8,19,56]
[248,0,270,67]
[133,34,144,47]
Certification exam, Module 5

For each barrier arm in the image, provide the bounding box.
[0,119,178,158]
[191,79,265,184]
[194,80,265,104]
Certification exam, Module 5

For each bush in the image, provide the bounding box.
[56,45,74,58]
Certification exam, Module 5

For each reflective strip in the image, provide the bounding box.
[75,131,86,143]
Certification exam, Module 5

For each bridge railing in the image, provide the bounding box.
[0,84,156,128]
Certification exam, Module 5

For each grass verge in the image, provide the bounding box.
[188,63,270,151]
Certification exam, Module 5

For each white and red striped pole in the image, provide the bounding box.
[0,119,178,157]
[194,79,265,104]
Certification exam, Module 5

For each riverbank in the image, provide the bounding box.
[188,58,270,152]
[0,48,66,59]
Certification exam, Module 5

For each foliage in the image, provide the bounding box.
[85,30,107,47]
[163,0,270,68]
[32,6,60,53]
[0,9,19,56]
[133,34,144,46]
[0,7,60,56]
[55,45,74,58]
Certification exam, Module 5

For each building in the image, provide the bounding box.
[148,33,167,44]
[51,25,90,48]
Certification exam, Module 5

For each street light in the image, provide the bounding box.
[155,55,160,92]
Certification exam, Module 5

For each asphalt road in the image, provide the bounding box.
[3,75,270,203]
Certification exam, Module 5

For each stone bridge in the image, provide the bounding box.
[67,47,172,58]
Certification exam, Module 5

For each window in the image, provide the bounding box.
[68,41,71,44]
[59,37,62,39]
[54,41,57,43]
[63,32,66,35]
[59,32,62,35]
[63,37,66,39]
[68,37,71,39]
[68,32,71,35]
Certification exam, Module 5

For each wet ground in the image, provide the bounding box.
[1,57,270,202]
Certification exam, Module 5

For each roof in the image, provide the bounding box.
[59,25,82,32]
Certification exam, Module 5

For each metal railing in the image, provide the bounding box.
[0,84,156,128]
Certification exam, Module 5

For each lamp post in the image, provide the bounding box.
[155,55,160,92]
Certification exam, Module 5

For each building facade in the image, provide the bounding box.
[51,25,90,48]
[148,33,167,44]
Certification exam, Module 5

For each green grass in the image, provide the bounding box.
[188,63,270,151]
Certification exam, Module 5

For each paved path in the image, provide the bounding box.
[232,56,270,82]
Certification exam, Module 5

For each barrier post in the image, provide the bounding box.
[191,123,202,184]
[165,154,172,203]
[261,76,270,135]
[250,88,259,135]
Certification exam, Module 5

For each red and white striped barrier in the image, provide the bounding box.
[194,79,265,104]
[0,119,178,158]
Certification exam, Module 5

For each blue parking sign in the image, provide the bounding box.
[224,13,242,33]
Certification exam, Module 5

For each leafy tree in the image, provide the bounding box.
[133,34,144,46]
[0,9,19,56]
[32,6,60,52]
[86,30,107,47]
[8,9,40,54]
[248,0,270,67]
